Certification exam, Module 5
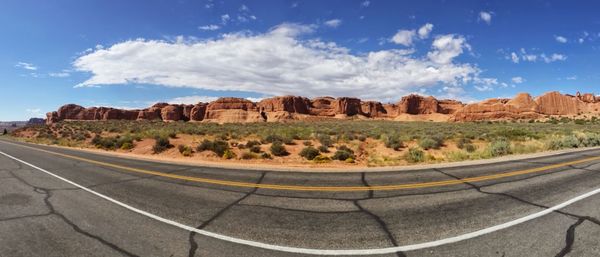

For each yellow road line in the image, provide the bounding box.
[5,140,600,192]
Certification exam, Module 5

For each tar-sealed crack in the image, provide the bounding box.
[5,169,139,257]
[187,172,266,257]
[358,172,407,257]
[432,167,600,257]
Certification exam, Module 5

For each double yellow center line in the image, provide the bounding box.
[7,141,600,192]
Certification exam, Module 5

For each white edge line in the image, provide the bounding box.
[1,150,599,255]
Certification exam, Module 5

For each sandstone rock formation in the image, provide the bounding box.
[45,91,600,124]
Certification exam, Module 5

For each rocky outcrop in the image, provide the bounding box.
[535,91,581,115]
[258,96,311,114]
[190,103,208,121]
[45,91,600,124]
[398,94,440,115]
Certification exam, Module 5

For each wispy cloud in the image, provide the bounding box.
[198,24,220,31]
[554,35,567,43]
[479,11,492,24]
[324,19,342,28]
[361,1,370,7]
[15,62,37,71]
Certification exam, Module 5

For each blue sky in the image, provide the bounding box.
[2,0,600,120]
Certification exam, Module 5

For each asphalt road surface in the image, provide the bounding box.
[1,138,600,257]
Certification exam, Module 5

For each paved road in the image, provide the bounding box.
[0,138,599,257]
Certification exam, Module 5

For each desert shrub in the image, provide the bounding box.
[270,141,289,156]
[178,145,193,157]
[465,144,477,153]
[153,136,171,154]
[120,142,134,150]
[260,152,272,159]
[405,147,425,163]
[196,139,229,156]
[318,145,330,153]
[168,132,177,138]
[237,143,246,149]
[419,136,442,150]
[456,137,472,149]
[561,135,581,148]
[487,138,512,157]
[222,149,237,159]
[241,152,258,160]
[317,134,333,147]
[303,140,313,146]
[446,151,469,162]
[383,134,404,150]
[313,155,332,163]
[249,145,262,153]
[357,135,367,142]
[299,146,320,160]
[246,140,261,148]
[332,148,354,161]
[262,134,294,145]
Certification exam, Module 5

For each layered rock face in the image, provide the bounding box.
[453,91,600,121]
[45,91,600,124]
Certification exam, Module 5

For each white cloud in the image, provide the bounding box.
[291,2,298,8]
[427,34,471,64]
[566,75,577,80]
[510,52,519,63]
[508,49,565,63]
[73,23,483,100]
[26,108,42,116]
[479,11,492,24]
[16,62,37,71]
[391,29,416,46]
[324,19,342,28]
[49,72,70,78]
[221,14,230,25]
[511,76,524,83]
[199,24,220,31]
[417,23,434,39]
[554,35,568,43]
[361,1,370,7]
[167,96,219,104]
[541,53,567,63]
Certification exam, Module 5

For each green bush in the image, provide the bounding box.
[487,138,512,157]
[196,139,229,156]
[153,136,171,154]
[317,134,333,147]
[270,141,289,156]
[222,149,237,159]
[303,141,313,146]
[456,137,471,149]
[383,134,404,150]
[332,148,354,161]
[313,155,332,163]
[178,145,193,157]
[464,144,477,153]
[405,147,425,163]
[241,151,258,160]
[299,146,320,160]
[249,145,262,153]
[246,140,261,148]
[318,145,330,153]
[419,137,442,150]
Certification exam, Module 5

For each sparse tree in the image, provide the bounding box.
[2,128,7,135]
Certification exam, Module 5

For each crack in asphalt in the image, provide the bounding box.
[187,172,266,257]
[357,172,407,257]
[432,167,600,257]
[5,168,139,257]
[555,218,586,257]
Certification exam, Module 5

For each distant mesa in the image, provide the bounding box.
[45,91,600,124]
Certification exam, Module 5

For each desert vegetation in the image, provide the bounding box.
[11,118,600,167]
